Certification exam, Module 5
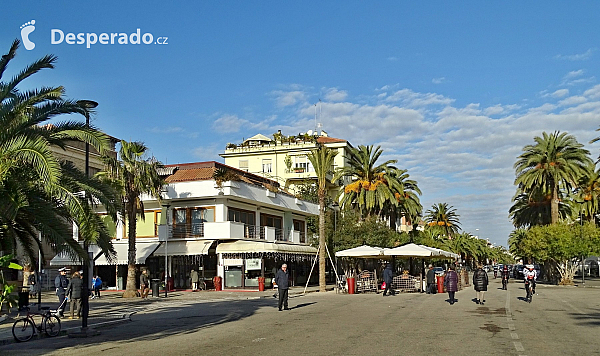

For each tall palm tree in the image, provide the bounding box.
[103,141,164,298]
[335,145,403,218]
[0,39,118,263]
[515,131,592,224]
[424,203,461,239]
[509,186,573,228]
[508,229,528,259]
[307,145,337,293]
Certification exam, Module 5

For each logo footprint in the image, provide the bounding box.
[20,20,36,50]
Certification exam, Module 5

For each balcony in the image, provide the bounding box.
[158,222,291,242]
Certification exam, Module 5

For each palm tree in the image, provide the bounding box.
[508,229,528,259]
[574,163,600,224]
[0,39,118,263]
[335,145,403,218]
[515,131,592,224]
[424,203,461,239]
[386,168,422,231]
[509,186,572,228]
[103,141,164,298]
[307,145,337,293]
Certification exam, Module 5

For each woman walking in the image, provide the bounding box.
[444,265,459,305]
[473,264,489,305]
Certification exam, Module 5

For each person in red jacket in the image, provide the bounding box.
[444,265,459,305]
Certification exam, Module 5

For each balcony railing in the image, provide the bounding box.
[158,222,304,243]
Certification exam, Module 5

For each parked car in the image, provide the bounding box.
[513,264,525,279]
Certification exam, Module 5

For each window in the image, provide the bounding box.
[262,159,272,173]
[239,160,249,172]
[172,207,215,237]
[261,213,283,240]
[293,219,306,243]
[294,155,313,172]
[228,207,255,225]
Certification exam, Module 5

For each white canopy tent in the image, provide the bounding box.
[384,243,439,258]
[335,245,388,259]
[417,245,460,260]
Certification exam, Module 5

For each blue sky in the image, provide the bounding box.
[3,1,600,247]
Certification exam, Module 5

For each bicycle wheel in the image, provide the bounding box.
[12,318,35,342]
[44,315,61,337]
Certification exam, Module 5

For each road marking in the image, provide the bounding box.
[506,290,527,354]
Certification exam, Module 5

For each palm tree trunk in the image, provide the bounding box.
[319,193,326,292]
[123,201,138,298]
[551,183,559,224]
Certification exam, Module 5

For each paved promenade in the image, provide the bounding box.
[1,277,599,355]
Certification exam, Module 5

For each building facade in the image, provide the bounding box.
[81,161,319,291]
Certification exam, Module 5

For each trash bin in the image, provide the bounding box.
[214,276,222,291]
[347,277,356,294]
[436,275,445,294]
[151,279,160,297]
[18,286,29,310]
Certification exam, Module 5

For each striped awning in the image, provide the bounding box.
[49,245,102,266]
[216,240,317,255]
[94,241,161,265]
[153,240,216,256]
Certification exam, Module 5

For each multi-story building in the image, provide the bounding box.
[220,130,354,198]
[70,161,319,291]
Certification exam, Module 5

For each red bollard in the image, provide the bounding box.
[436,275,445,293]
[214,276,222,291]
[347,277,356,294]
[258,277,265,291]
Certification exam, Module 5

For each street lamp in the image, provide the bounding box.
[77,99,98,333]
[577,200,585,286]
[329,202,340,276]
[160,186,171,298]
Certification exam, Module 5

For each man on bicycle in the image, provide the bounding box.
[523,264,537,294]
[493,264,499,278]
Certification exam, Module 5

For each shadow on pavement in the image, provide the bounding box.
[570,312,600,326]
[0,297,304,352]
[290,302,316,310]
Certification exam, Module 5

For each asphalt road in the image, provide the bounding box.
[2,278,599,355]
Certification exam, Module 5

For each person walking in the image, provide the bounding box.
[28,270,39,299]
[140,269,150,299]
[444,265,459,305]
[190,269,199,291]
[426,265,436,294]
[382,263,395,296]
[473,264,489,305]
[274,264,290,311]
[92,275,102,298]
[65,271,83,319]
[54,267,69,317]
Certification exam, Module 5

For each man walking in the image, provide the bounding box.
[473,264,489,305]
[274,264,289,311]
[444,265,459,305]
[426,265,436,294]
[65,271,83,319]
[382,263,395,296]
[190,269,199,291]
[54,267,69,317]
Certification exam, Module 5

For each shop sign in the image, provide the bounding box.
[246,258,261,270]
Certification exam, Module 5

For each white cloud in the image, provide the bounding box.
[564,70,585,80]
[385,88,454,107]
[432,77,446,84]
[271,90,308,107]
[212,114,249,133]
[551,89,569,98]
[192,144,220,161]
[555,48,595,61]
[324,87,348,102]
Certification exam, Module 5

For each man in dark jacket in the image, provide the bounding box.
[65,271,83,319]
[426,265,436,294]
[274,264,289,311]
[473,264,489,305]
[382,263,395,296]
[54,267,69,317]
[140,269,150,299]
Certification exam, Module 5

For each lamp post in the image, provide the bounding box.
[77,100,98,332]
[330,202,339,275]
[160,186,171,298]
[579,201,585,286]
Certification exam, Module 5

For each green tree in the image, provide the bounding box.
[514,131,592,224]
[0,40,118,263]
[424,203,461,239]
[307,145,337,292]
[385,168,422,231]
[574,163,600,224]
[103,141,164,298]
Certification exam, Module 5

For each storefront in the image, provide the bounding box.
[216,240,318,289]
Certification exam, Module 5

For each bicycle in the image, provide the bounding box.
[12,306,62,342]
[525,280,534,303]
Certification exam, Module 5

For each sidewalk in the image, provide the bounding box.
[0,284,333,345]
